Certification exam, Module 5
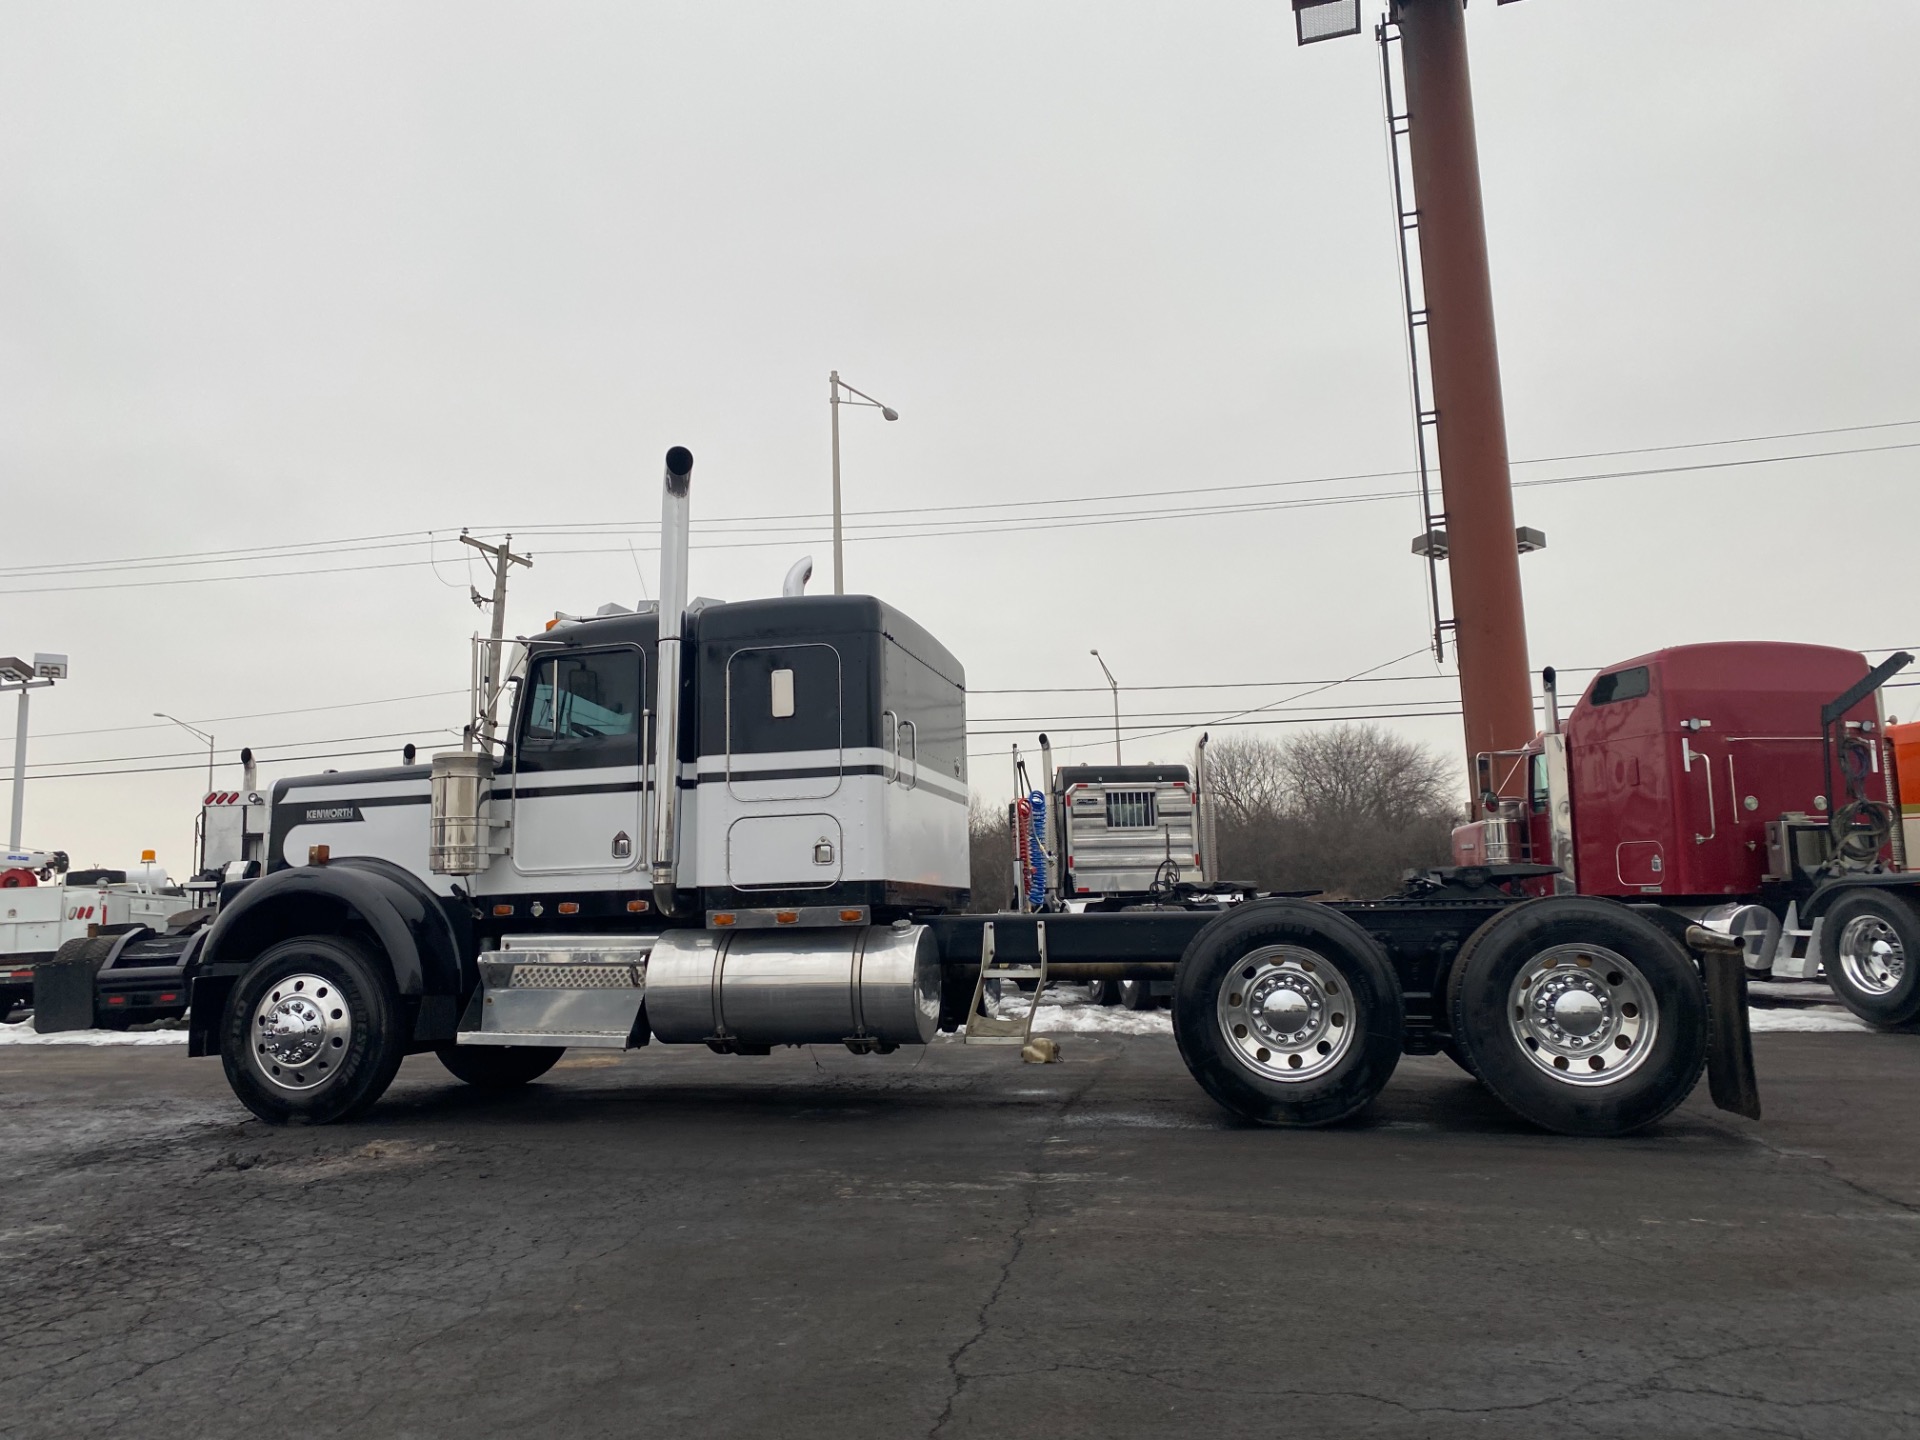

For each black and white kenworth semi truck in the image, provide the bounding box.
[167,448,1758,1137]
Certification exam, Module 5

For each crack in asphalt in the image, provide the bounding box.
[927,1055,1104,1440]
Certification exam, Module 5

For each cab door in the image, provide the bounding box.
[510,645,647,875]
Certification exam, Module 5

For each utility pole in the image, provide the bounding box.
[1291,0,1539,798]
[1395,0,1534,786]
[462,533,533,753]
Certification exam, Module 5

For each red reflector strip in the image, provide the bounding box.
[105,995,127,1006]
[157,993,180,1003]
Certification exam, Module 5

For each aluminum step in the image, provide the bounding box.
[457,934,653,1049]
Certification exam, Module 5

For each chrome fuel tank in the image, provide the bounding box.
[646,922,939,1050]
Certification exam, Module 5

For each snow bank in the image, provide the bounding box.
[0,1020,189,1046]
[981,988,1173,1037]
[1746,1007,1874,1034]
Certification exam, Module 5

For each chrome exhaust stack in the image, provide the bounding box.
[650,446,694,916]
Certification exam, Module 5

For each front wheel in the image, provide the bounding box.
[1172,901,1403,1127]
[1820,889,1920,1027]
[220,935,406,1125]
[436,1044,565,1089]
[1451,898,1707,1137]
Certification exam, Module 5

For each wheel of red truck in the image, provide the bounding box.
[436,1044,565,1089]
[220,935,406,1125]
[1449,897,1707,1137]
[1172,901,1403,1127]
[1819,889,1920,1027]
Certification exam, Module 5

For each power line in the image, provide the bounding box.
[2,424,1916,593]
[0,688,467,747]
[19,744,447,784]
[23,728,458,774]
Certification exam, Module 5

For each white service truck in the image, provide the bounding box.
[1,850,189,1020]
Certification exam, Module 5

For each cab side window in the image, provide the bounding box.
[518,649,642,769]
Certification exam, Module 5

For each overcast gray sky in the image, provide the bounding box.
[4,0,1916,873]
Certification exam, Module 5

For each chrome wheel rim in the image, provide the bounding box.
[1836,915,1906,996]
[250,973,351,1092]
[1215,945,1355,1083]
[1507,944,1657,1087]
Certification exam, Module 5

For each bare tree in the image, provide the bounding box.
[1206,725,1460,899]
[1203,734,1287,828]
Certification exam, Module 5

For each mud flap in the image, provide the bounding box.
[1688,925,1761,1120]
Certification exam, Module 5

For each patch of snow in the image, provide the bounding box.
[980,988,1173,1037]
[0,1020,188,1046]
[1746,1008,1874,1034]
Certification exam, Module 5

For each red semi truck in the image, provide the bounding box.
[1453,641,1918,1027]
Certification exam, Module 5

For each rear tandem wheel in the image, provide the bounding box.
[1172,901,1404,1127]
[1449,897,1708,1137]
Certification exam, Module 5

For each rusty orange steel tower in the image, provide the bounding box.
[1293,0,1538,789]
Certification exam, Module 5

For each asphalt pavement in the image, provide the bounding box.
[3,1031,1918,1439]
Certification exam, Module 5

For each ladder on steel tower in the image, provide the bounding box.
[1379,15,1454,666]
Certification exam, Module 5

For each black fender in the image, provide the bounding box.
[1801,872,1920,923]
[187,858,473,1056]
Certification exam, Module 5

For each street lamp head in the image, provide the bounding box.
[881,408,899,422]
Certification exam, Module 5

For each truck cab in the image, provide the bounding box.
[1455,642,1899,904]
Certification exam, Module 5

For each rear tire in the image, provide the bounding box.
[220,935,406,1125]
[1172,901,1403,1127]
[1086,979,1117,1006]
[1451,897,1707,1137]
[1119,979,1155,1011]
[436,1044,565,1089]
[1819,889,1920,1027]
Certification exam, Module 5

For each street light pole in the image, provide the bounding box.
[155,713,215,874]
[1091,650,1122,763]
[827,371,900,596]
[154,713,216,798]
[10,686,29,850]
[2,653,64,851]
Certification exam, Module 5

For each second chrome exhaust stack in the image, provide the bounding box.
[650,446,694,915]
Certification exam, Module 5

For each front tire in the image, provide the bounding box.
[1172,901,1403,1127]
[1451,897,1707,1137]
[220,935,406,1125]
[436,1044,565,1089]
[1820,889,1920,1027]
